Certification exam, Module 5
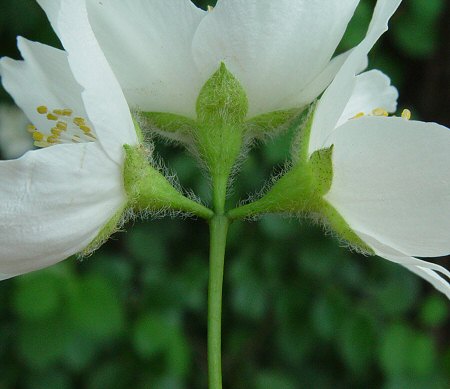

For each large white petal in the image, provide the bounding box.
[57,0,138,163]
[0,38,86,136]
[336,69,398,128]
[325,116,450,258]
[36,0,62,34]
[193,0,359,117]
[308,0,402,154]
[85,0,206,117]
[289,51,351,109]
[0,142,125,278]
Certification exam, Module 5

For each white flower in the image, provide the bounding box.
[0,0,139,279]
[38,0,361,118]
[309,0,450,297]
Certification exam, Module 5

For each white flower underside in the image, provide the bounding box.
[306,0,450,296]
[37,0,361,118]
[5,0,448,298]
[0,0,138,278]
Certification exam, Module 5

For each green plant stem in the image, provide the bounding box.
[208,214,228,389]
[207,172,230,389]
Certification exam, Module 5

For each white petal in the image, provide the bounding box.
[351,230,450,300]
[289,51,350,108]
[291,51,369,109]
[57,0,138,163]
[336,69,398,127]
[86,0,205,118]
[403,265,450,300]
[325,116,450,258]
[0,38,86,135]
[193,0,359,117]
[353,230,450,278]
[0,142,125,278]
[308,0,402,154]
[0,104,33,159]
[36,0,62,34]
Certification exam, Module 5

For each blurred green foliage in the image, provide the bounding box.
[0,0,450,388]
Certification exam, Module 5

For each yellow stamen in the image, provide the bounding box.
[32,131,45,141]
[73,117,86,126]
[79,125,92,134]
[401,109,411,120]
[27,124,36,133]
[34,141,49,148]
[53,109,64,116]
[56,121,68,130]
[37,106,48,114]
[51,127,62,136]
[207,5,214,11]
[352,112,365,119]
[62,109,73,116]
[372,108,389,117]
[46,113,58,121]
[47,135,59,144]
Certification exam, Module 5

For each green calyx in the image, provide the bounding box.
[141,65,309,215]
[123,144,213,219]
[227,103,373,254]
[244,108,305,140]
[140,111,198,144]
[80,204,128,258]
[195,64,249,208]
[309,145,334,196]
[196,62,248,126]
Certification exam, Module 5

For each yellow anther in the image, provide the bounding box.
[56,121,68,130]
[372,108,388,117]
[27,124,36,133]
[37,106,48,114]
[51,127,62,136]
[62,109,73,116]
[32,131,45,141]
[401,109,411,120]
[47,135,59,144]
[73,117,86,126]
[72,135,81,143]
[352,112,365,119]
[34,141,49,148]
[79,125,92,134]
[53,109,64,116]
[46,113,58,121]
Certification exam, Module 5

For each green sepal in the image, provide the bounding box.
[80,204,128,257]
[318,199,375,254]
[132,117,144,143]
[196,62,248,126]
[140,111,198,143]
[194,63,250,212]
[308,145,334,196]
[295,101,317,164]
[228,100,373,254]
[123,144,213,219]
[244,108,301,138]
